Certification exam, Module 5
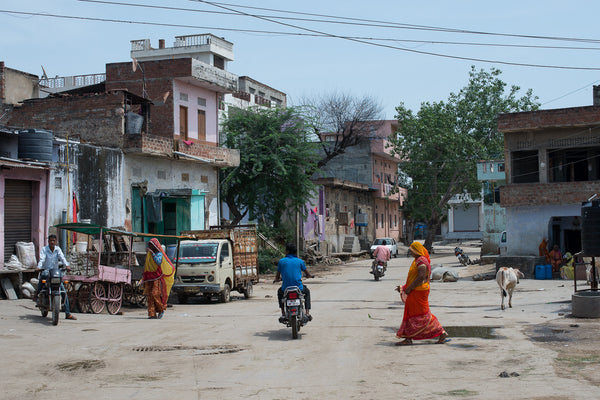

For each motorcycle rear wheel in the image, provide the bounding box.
[291,315,299,339]
[51,294,60,326]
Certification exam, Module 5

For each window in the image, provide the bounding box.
[511,150,538,183]
[179,106,188,139]
[198,110,206,141]
[548,147,600,183]
[214,55,225,70]
[197,97,207,107]
[179,92,188,101]
[338,211,349,226]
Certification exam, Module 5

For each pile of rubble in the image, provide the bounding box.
[304,241,343,266]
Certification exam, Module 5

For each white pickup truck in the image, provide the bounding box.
[170,226,259,304]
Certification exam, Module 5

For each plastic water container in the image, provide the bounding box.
[545,264,553,279]
[535,265,546,280]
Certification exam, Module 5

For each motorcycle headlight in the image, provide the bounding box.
[50,277,61,284]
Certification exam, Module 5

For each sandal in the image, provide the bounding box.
[65,314,77,320]
[395,339,413,346]
[436,332,449,344]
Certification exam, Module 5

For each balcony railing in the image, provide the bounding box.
[40,73,106,89]
[233,91,251,101]
[254,95,271,107]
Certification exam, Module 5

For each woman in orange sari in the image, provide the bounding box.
[143,238,175,319]
[395,241,448,345]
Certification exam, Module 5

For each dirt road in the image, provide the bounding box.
[1,243,599,399]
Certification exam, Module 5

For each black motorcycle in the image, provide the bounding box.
[454,247,472,266]
[36,266,68,326]
[370,260,386,281]
[279,286,310,339]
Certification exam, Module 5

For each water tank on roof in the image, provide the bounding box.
[18,129,53,162]
[581,200,600,255]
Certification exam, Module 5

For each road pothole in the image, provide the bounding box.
[132,344,245,355]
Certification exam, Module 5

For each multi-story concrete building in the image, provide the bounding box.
[307,120,406,253]
[497,87,600,256]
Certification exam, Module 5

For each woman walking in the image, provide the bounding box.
[143,238,175,319]
[395,241,448,345]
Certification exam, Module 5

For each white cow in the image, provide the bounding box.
[496,267,525,310]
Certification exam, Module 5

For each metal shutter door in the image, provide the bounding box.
[4,180,33,261]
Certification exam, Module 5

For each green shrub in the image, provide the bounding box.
[258,247,282,274]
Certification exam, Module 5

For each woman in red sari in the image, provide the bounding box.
[395,241,448,345]
[143,238,175,319]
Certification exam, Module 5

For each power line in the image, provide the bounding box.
[192,0,600,71]
[200,1,600,44]
[70,0,600,52]
[2,6,600,71]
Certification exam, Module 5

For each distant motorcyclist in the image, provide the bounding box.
[34,234,77,320]
[274,243,312,321]
[372,243,391,272]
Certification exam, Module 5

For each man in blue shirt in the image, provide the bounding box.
[34,234,77,320]
[274,243,312,320]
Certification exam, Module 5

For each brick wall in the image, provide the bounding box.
[500,181,600,207]
[498,106,600,132]
[106,60,197,139]
[6,92,125,147]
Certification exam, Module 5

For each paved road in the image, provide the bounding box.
[1,246,597,399]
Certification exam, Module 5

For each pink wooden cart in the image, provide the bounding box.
[57,223,134,315]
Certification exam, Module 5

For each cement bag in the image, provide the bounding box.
[442,270,459,282]
[16,242,37,268]
[30,277,39,285]
[4,254,24,270]
[22,282,35,294]
[21,288,32,299]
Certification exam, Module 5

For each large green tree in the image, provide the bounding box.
[391,67,540,250]
[220,106,319,227]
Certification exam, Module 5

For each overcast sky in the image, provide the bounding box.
[2,0,600,119]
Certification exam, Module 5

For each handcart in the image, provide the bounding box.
[55,223,185,315]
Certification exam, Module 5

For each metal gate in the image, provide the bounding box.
[4,180,32,261]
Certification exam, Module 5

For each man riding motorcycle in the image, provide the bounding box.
[372,244,391,273]
[34,234,77,320]
[274,243,313,322]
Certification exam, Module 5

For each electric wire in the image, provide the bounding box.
[1,5,600,70]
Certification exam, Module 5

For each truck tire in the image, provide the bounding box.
[243,281,253,299]
[219,283,231,303]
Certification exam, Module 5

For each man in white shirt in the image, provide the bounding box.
[35,234,77,320]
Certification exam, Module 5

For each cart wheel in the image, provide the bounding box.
[64,281,77,312]
[77,284,92,314]
[106,283,123,315]
[123,283,134,306]
[89,282,106,314]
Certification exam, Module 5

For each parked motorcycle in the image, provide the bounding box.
[370,260,386,281]
[36,266,68,326]
[279,286,310,339]
[454,247,472,266]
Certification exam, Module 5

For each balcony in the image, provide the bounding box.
[254,95,271,107]
[131,34,234,63]
[122,134,240,167]
[372,182,401,201]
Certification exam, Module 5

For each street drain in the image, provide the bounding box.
[444,326,501,339]
[132,345,244,355]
